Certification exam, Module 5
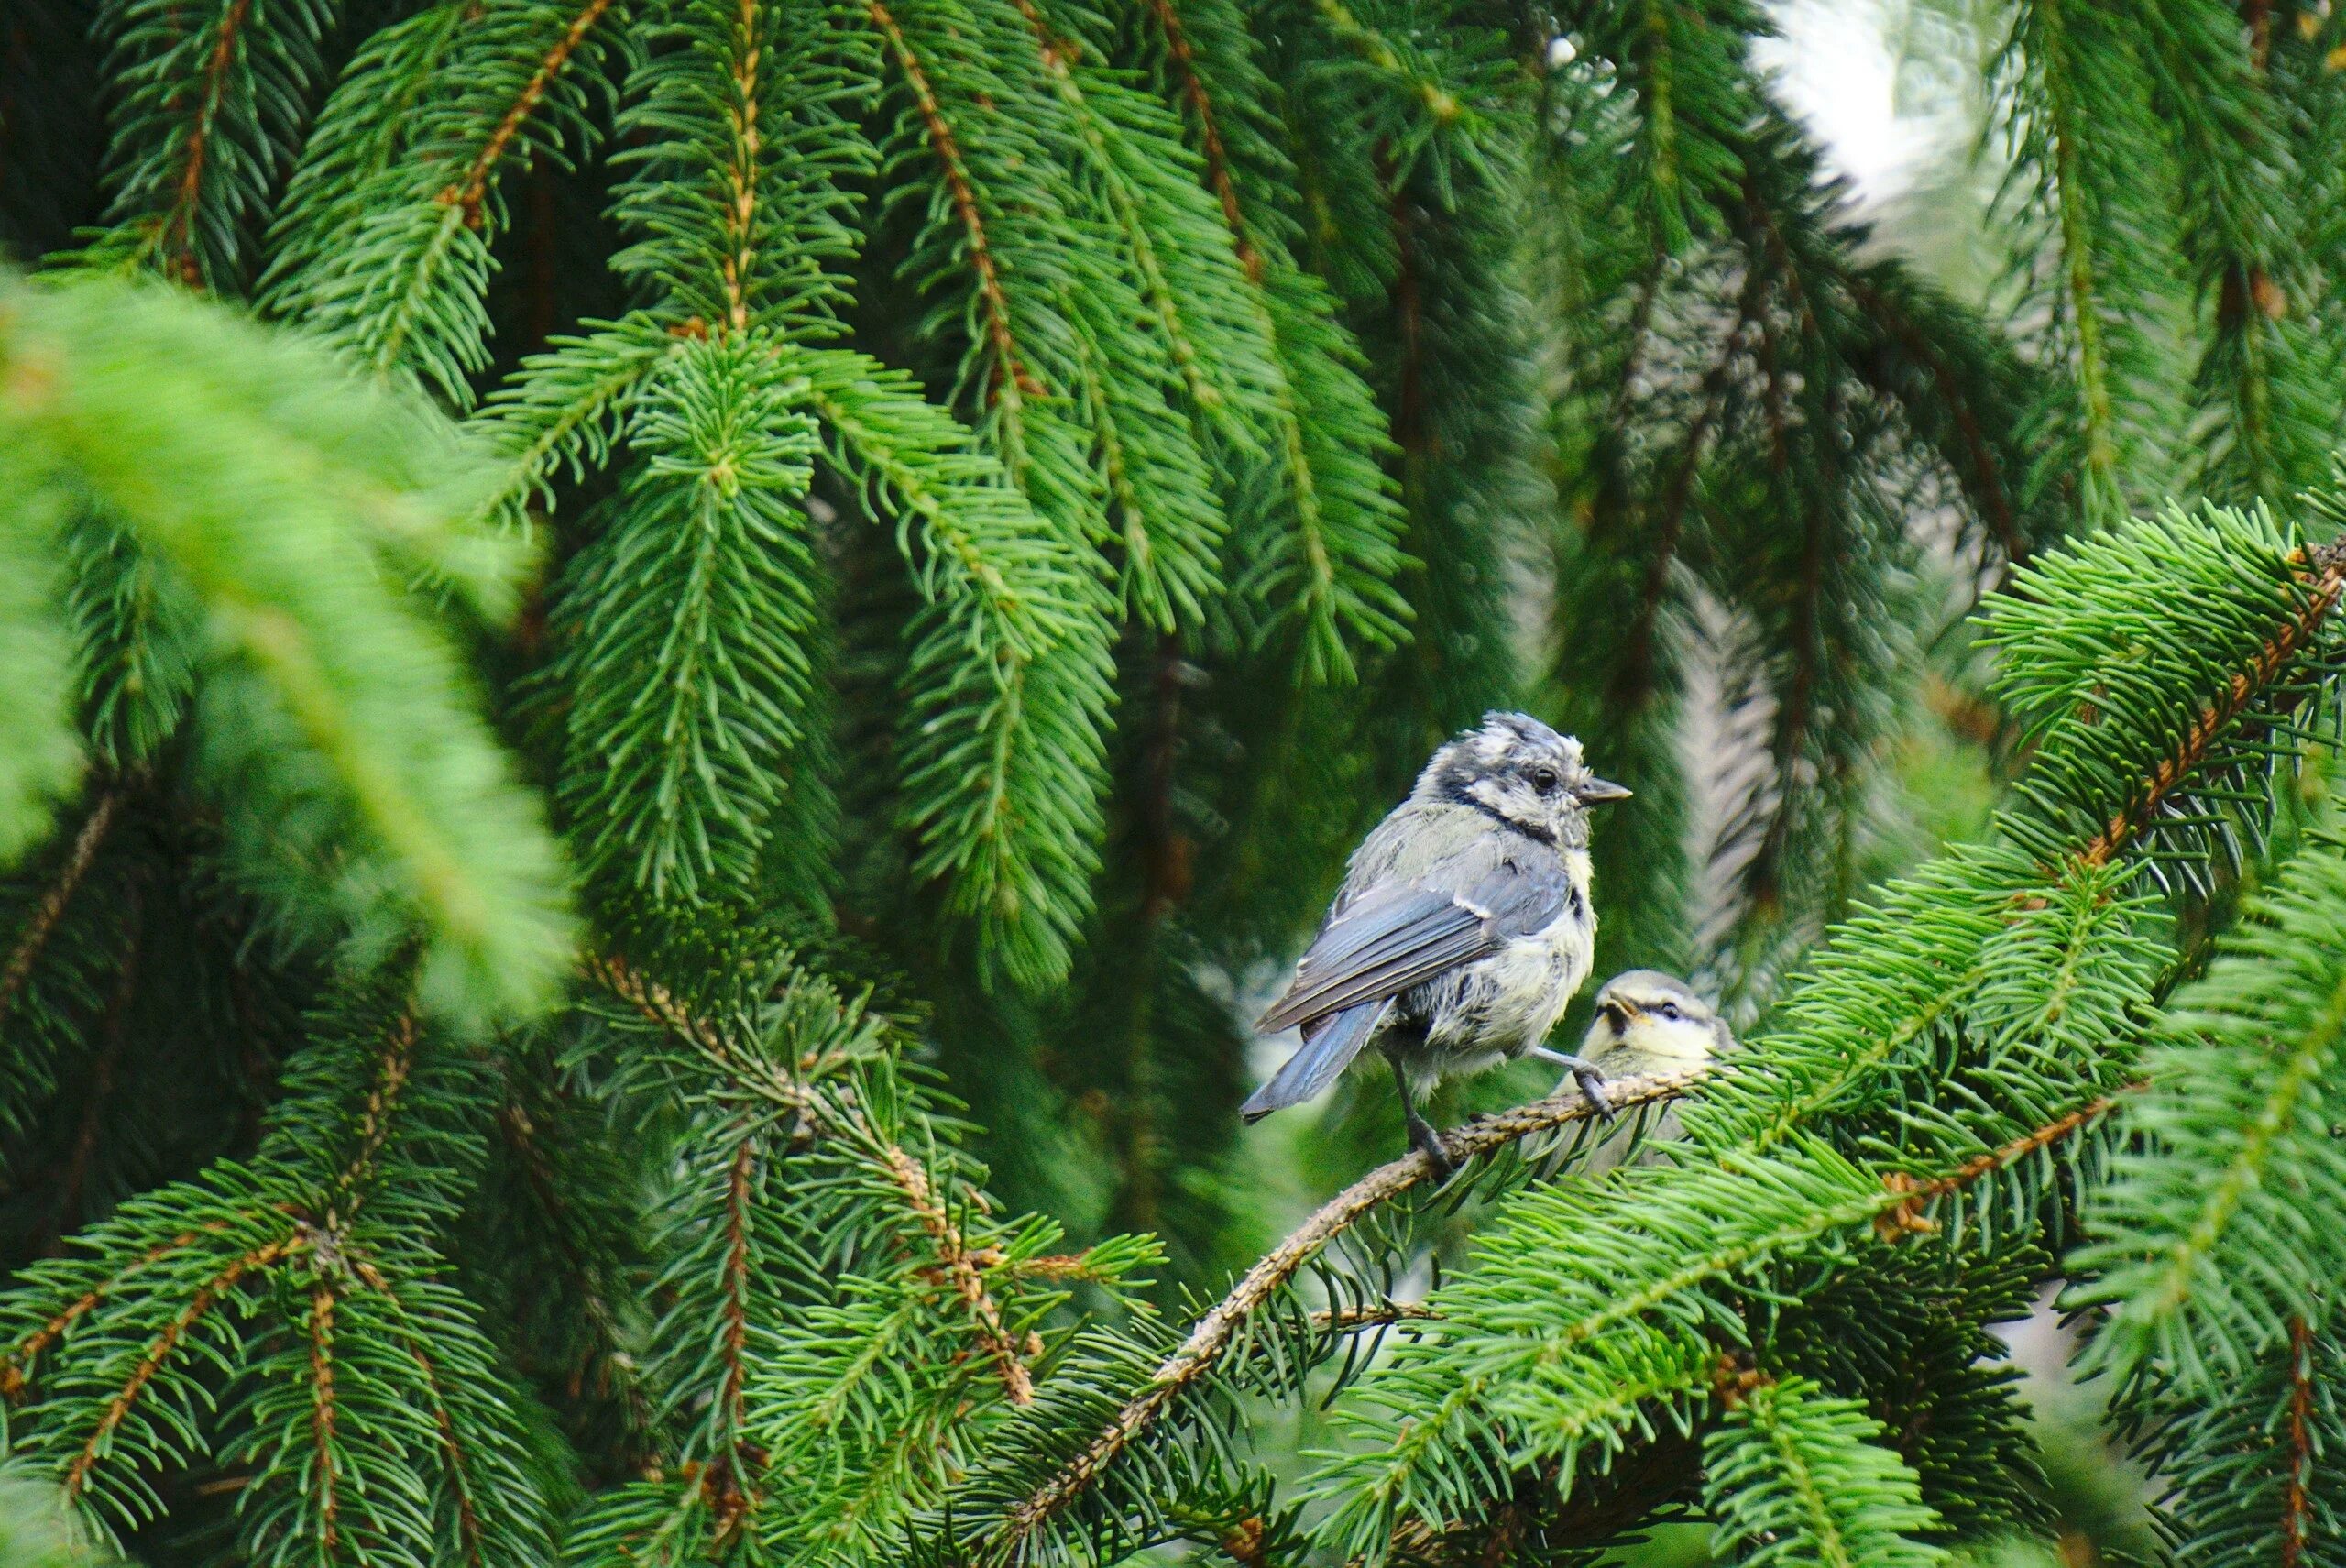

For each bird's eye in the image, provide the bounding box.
[1658,1002,1681,1021]
[1530,767,1561,794]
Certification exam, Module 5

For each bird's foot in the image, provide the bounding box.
[1546,1052,1616,1120]
[1407,1114,1457,1183]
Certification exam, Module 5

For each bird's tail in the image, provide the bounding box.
[1240,999,1392,1123]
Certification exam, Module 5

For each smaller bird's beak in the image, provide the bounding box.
[1574,776,1632,805]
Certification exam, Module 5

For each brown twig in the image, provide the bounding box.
[884,1144,1035,1404]
[309,1284,340,1551]
[438,0,618,226]
[329,1009,418,1215]
[986,1069,1704,1557]
[2,1224,225,1398]
[718,0,760,333]
[0,788,121,1026]
[864,0,1041,396]
[719,1135,757,1431]
[1138,0,1261,281]
[2077,546,2346,868]
[2284,1313,2314,1568]
[156,0,254,284]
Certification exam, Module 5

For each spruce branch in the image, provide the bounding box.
[863,0,1035,400]
[0,791,122,1029]
[981,1067,1704,1560]
[2074,542,2346,869]
[83,0,332,290]
[583,953,1037,1402]
[60,1230,304,1501]
[1136,0,1258,280]
[441,0,620,227]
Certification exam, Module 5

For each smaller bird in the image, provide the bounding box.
[1570,970,1736,1175]
[1241,712,1630,1177]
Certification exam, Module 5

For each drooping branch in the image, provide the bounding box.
[862,0,1039,397]
[151,0,256,283]
[1137,0,1259,279]
[438,0,620,226]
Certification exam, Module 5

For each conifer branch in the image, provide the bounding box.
[307,1284,340,1552]
[329,1009,418,1213]
[1841,274,2027,565]
[2284,1314,2313,1568]
[864,0,1036,397]
[0,790,122,1027]
[882,1143,1035,1405]
[1,1225,224,1398]
[1137,0,1259,280]
[986,1068,1705,1557]
[2077,543,2346,868]
[1610,270,1761,714]
[153,0,254,285]
[348,1256,494,1565]
[440,0,620,227]
[38,883,146,1255]
[586,954,1035,1401]
[61,1232,303,1499]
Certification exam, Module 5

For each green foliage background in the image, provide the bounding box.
[5,0,2346,1563]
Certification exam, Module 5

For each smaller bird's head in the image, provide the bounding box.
[1584,970,1733,1067]
[1413,712,1630,848]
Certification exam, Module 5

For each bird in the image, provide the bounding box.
[1240,711,1631,1177]
[1567,970,1736,1177]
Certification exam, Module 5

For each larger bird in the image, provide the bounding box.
[1241,712,1629,1175]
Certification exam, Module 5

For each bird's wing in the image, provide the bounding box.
[1255,858,1571,1034]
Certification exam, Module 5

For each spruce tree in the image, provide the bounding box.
[5,0,2346,1565]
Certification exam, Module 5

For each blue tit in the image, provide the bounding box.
[1241,711,1630,1177]
[1570,970,1736,1177]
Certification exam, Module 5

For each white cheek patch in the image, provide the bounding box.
[1626,1020,1715,1061]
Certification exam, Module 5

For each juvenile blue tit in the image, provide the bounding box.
[1241,712,1630,1176]
[1573,970,1736,1176]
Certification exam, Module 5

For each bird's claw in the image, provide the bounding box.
[1408,1115,1458,1183]
[1554,1056,1616,1121]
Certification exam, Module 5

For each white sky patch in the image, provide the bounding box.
[1753,0,1927,203]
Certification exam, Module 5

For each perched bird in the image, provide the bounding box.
[1241,712,1630,1176]
[1570,970,1736,1176]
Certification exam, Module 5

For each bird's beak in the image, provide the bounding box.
[1574,776,1632,805]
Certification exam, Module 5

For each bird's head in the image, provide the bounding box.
[1584,970,1733,1067]
[1413,711,1630,849]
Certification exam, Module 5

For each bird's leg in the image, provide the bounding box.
[1388,1055,1456,1181]
[1529,1047,1617,1120]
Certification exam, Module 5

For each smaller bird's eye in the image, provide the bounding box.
[1657,1002,1681,1021]
[1530,767,1562,794]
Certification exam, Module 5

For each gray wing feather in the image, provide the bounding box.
[1255,857,1571,1035]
